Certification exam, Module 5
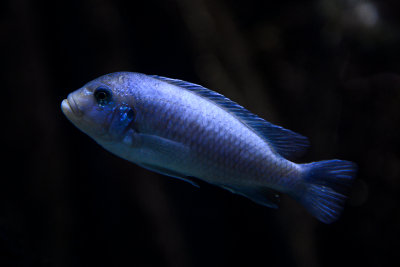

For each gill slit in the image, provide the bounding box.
[103,104,120,137]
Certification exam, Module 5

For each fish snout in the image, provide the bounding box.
[62,94,83,117]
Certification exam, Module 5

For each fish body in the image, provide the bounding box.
[61,72,356,223]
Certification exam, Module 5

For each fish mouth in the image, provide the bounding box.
[61,94,83,117]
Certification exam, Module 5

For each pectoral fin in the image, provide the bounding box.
[221,184,280,209]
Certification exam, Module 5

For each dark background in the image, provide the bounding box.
[1,0,399,266]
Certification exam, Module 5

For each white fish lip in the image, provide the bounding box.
[62,94,83,117]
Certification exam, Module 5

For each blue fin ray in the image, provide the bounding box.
[299,160,357,223]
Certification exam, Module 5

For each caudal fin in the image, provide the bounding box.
[299,160,357,224]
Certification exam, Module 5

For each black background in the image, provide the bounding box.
[1,0,399,266]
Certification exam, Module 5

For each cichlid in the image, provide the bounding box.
[61,72,356,223]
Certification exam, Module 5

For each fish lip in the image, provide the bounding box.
[64,94,83,117]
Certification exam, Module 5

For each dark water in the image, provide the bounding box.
[2,0,399,266]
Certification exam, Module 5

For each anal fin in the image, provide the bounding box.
[221,184,280,209]
[140,163,200,188]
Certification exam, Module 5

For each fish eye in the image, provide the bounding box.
[94,87,112,106]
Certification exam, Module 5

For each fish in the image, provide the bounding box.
[61,72,357,223]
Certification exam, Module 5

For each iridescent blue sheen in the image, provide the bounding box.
[61,72,357,223]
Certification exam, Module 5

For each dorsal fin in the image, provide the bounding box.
[149,75,309,159]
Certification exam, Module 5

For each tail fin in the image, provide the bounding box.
[299,160,357,224]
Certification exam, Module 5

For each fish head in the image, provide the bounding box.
[61,73,137,144]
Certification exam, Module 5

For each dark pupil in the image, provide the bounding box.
[97,91,107,100]
[94,88,111,106]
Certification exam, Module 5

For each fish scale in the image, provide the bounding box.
[186,103,281,185]
[62,72,357,223]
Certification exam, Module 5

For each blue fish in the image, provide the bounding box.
[61,72,356,223]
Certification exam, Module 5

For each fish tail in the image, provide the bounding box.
[298,160,357,223]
